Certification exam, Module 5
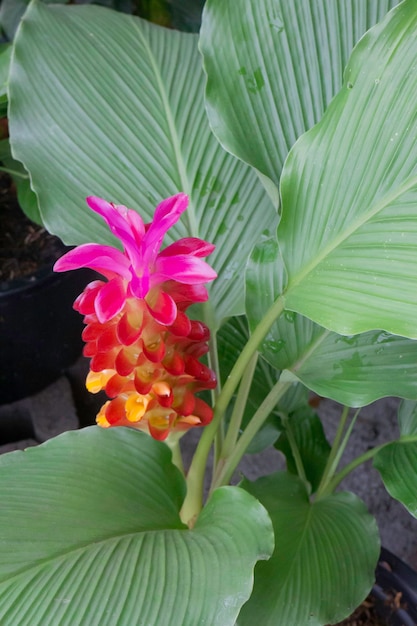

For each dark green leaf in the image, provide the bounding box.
[0,141,40,223]
[239,472,380,626]
[170,0,205,32]
[275,406,331,492]
[0,427,274,625]
[374,399,417,518]
[0,44,11,109]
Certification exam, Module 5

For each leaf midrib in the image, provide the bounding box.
[274,501,314,608]
[290,327,331,374]
[0,525,187,586]
[131,19,199,238]
[284,171,417,298]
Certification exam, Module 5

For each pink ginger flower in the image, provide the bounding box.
[54,193,217,440]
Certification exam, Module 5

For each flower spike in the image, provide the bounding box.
[54,193,217,440]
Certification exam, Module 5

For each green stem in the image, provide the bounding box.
[0,166,29,180]
[317,407,361,499]
[169,440,185,476]
[324,442,390,494]
[327,433,417,494]
[220,350,258,460]
[205,327,223,468]
[210,379,291,491]
[214,295,285,422]
[281,413,309,489]
[316,405,350,497]
[179,295,286,525]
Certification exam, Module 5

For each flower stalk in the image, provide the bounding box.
[316,406,361,499]
[210,379,291,492]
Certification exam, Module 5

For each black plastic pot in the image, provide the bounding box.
[0,263,93,404]
[373,548,417,625]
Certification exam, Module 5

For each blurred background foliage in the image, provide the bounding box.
[0,0,206,41]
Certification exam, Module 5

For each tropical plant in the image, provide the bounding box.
[1,0,417,624]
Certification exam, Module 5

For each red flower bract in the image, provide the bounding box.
[54,193,217,440]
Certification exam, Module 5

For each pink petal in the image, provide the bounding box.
[54,243,130,280]
[86,196,132,236]
[94,277,127,323]
[160,238,215,258]
[86,196,143,268]
[143,194,188,263]
[129,267,150,299]
[125,208,146,244]
[154,255,217,285]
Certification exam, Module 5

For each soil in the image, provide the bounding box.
[0,172,63,282]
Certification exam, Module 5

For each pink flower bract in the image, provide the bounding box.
[54,193,217,440]
[54,193,217,325]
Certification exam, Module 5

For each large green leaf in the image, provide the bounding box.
[247,235,417,407]
[202,0,417,339]
[0,427,273,625]
[200,0,399,195]
[374,399,417,517]
[8,0,274,326]
[278,1,417,338]
[239,472,380,626]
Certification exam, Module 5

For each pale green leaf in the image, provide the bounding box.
[374,439,417,518]
[202,0,417,338]
[397,398,417,435]
[374,399,417,517]
[279,1,417,338]
[8,0,275,326]
[239,472,380,626]
[246,235,417,406]
[200,0,399,194]
[0,427,273,625]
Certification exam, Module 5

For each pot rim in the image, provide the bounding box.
[372,547,417,625]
